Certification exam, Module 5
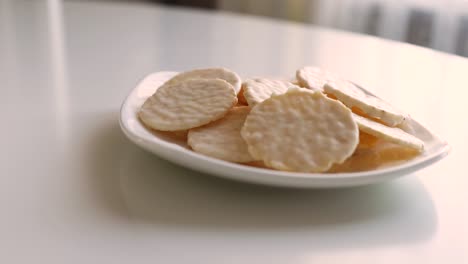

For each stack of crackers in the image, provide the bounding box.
[139,67,424,173]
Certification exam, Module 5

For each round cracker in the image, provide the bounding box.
[188,106,255,163]
[296,66,341,91]
[241,89,359,173]
[139,78,237,131]
[243,78,298,106]
[164,67,242,93]
[324,80,407,126]
[352,113,424,151]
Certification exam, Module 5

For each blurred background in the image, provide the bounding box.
[68,0,468,57]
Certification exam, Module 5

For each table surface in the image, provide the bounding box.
[1,1,467,263]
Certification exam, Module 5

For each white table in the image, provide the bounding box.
[1,1,467,263]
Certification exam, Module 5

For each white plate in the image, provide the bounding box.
[119,71,450,188]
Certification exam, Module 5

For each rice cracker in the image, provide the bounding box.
[188,107,255,163]
[163,67,242,93]
[296,66,341,91]
[242,78,298,106]
[324,80,407,126]
[139,78,237,131]
[241,89,359,173]
[352,113,424,151]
